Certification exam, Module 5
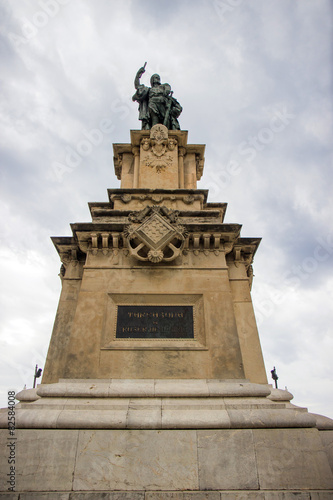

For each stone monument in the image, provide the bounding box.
[0,67,332,498]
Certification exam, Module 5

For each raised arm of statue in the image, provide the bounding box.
[134,62,147,89]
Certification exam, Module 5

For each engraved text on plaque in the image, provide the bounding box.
[116,305,194,339]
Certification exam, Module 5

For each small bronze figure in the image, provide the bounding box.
[132,62,182,130]
[271,366,278,389]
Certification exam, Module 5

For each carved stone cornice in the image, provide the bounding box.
[74,231,125,254]
[107,188,208,212]
[51,237,85,279]
[181,234,236,255]
[51,237,81,265]
[113,153,122,180]
[232,238,261,265]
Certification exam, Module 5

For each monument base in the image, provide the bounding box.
[1,380,332,495]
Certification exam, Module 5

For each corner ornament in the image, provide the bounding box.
[124,206,187,263]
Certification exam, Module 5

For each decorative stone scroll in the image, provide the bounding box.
[124,205,187,263]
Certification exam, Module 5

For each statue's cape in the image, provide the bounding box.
[132,85,150,121]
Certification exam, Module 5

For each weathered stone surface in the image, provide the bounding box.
[312,413,333,430]
[56,409,128,429]
[155,379,209,397]
[267,388,294,402]
[253,428,333,489]
[69,494,144,500]
[15,388,40,402]
[4,386,327,432]
[227,409,316,428]
[320,429,333,472]
[145,494,184,500]
[161,397,226,408]
[15,408,62,428]
[20,494,70,500]
[42,266,83,384]
[309,493,333,499]
[35,379,272,400]
[3,493,333,500]
[220,494,265,499]
[229,290,267,384]
[183,493,221,500]
[207,381,270,397]
[197,429,259,490]
[73,430,199,491]
[145,494,221,500]
[263,493,310,499]
[109,379,155,397]
[6,391,322,431]
[127,401,162,429]
[37,381,109,398]
[0,429,78,492]
[162,409,230,429]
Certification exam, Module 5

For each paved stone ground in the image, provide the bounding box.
[0,490,333,499]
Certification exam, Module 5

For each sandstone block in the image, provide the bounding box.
[253,428,333,489]
[197,429,259,490]
[0,430,78,492]
[73,430,199,491]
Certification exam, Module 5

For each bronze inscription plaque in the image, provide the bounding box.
[116,305,194,339]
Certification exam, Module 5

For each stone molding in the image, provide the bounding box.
[2,379,331,432]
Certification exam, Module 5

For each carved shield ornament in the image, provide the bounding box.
[124,206,187,263]
[150,124,168,157]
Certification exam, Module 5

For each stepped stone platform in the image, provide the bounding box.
[1,380,332,495]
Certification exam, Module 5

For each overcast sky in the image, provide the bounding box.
[0,0,332,417]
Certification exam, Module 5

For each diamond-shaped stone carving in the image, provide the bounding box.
[140,216,170,243]
[124,206,186,263]
[136,214,176,250]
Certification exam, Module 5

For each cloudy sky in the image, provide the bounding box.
[0,0,332,417]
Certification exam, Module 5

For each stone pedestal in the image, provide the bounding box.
[40,126,267,386]
[1,126,332,497]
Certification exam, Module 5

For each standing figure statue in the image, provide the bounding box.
[132,63,182,130]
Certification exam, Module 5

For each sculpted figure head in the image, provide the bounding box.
[150,74,161,87]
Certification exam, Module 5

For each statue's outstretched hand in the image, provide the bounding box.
[134,63,147,90]
[137,62,147,78]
